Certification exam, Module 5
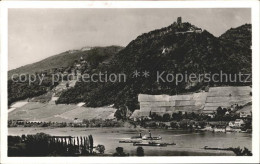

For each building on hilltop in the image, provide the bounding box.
[177,17,182,24]
[174,17,203,34]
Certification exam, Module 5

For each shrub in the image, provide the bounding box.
[136,147,144,156]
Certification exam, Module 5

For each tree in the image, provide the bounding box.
[216,106,223,115]
[150,112,162,121]
[114,109,122,120]
[25,133,50,156]
[242,147,252,156]
[114,105,128,120]
[172,113,178,120]
[198,121,207,129]
[136,147,144,156]
[222,108,227,114]
[113,147,127,156]
[96,144,105,154]
[150,112,157,120]
[191,112,197,120]
[162,113,171,122]
[88,135,94,154]
[172,112,183,121]
[125,89,138,112]
[183,112,188,119]
[231,147,252,156]
[170,121,178,129]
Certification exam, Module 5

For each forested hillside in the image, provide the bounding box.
[8,20,251,111]
[56,21,252,111]
[8,46,123,105]
[8,46,123,77]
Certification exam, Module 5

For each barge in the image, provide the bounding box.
[119,140,142,143]
[133,142,167,147]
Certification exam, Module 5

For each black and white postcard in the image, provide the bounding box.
[0,1,260,163]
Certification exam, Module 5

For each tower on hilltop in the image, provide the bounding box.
[177,17,182,24]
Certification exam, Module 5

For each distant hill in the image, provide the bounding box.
[8,46,123,78]
[219,24,252,48]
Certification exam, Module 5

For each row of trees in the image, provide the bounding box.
[81,119,123,127]
[147,110,241,122]
[8,133,95,156]
[8,119,124,128]
[140,119,207,130]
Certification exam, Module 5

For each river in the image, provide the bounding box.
[8,127,252,156]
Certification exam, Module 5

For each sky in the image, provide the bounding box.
[8,8,251,70]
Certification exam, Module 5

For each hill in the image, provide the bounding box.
[8,46,123,105]
[8,46,123,78]
[56,20,252,111]
[8,18,252,113]
[219,24,252,48]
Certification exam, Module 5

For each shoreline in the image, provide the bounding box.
[8,127,251,156]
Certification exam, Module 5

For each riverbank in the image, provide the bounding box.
[8,127,251,156]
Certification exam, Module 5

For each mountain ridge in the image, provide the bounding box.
[8,45,124,78]
[56,21,251,110]
[8,19,252,111]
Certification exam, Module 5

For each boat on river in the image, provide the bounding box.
[119,140,142,143]
[142,130,162,140]
[163,142,176,145]
[131,131,162,140]
[133,142,167,147]
[204,146,231,151]
[142,136,162,140]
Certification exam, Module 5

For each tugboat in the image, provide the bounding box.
[130,131,175,147]
[142,130,162,140]
[119,140,142,143]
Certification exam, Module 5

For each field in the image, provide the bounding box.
[8,102,116,122]
[138,86,252,114]
[203,86,251,112]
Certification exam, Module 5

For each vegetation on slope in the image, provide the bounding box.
[8,75,57,105]
[8,46,123,77]
[8,21,252,113]
[219,24,252,48]
[8,46,123,106]
[57,22,252,111]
